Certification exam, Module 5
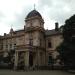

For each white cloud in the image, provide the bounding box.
[0,0,39,35]
[0,0,75,35]
[0,22,10,35]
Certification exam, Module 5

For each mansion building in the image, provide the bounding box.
[0,9,63,69]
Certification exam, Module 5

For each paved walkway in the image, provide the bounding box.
[0,70,74,75]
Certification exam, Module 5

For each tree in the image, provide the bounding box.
[57,15,75,70]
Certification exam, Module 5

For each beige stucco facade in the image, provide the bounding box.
[0,9,63,69]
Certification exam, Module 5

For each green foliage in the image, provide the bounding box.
[63,15,75,43]
[57,14,75,69]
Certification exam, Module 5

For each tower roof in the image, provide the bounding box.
[26,10,42,19]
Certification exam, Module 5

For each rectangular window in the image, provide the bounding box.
[1,45,3,49]
[10,44,12,49]
[29,39,33,46]
[6,45,8,49]
[14,44,16,48]
[48,42,52,48]
[48,55,53,65]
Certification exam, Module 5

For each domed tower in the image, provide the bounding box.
[25,9,44,28]
[25,9,45,46]
[24,9,46,67]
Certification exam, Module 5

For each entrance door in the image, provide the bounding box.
[29,52,33,67]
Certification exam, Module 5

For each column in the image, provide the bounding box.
[24,52,26,66]
[25,51,29,67]
[14,51,18,70]
[37,50,40,66]
[42,51,45,65]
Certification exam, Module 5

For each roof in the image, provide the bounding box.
[15,29,24,33]
[26,10,42,19]
[45,29,62,36]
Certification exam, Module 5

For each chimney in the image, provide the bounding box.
[4,33,6,36]
[55,22,59,31]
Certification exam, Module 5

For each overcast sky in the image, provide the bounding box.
[0,0,75,35]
